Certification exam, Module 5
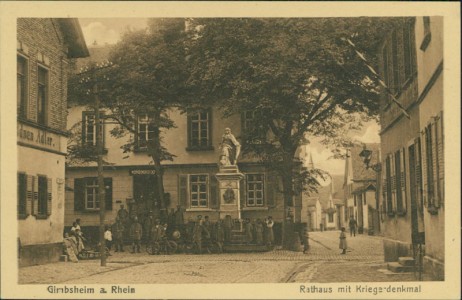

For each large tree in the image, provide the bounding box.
[186,18,397,245]
[68,19,190,220]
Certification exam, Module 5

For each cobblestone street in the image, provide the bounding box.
[19,231,426,284]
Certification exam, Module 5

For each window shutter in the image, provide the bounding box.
[26,175,33,215]
[74,178,85,211]
[437,112,444,206]
[178,175,188,208]
[390,154,397,212]
[104,177,113,210]
[47,177,52,216]
[81,112,87,145]
[207,108,213,147]
[382,166,388,213]
[431,119,439,208]
[266,174,276,207]
[240,177,246,208]
[100,112,105,148]
[209,175,219,209]
[186,113,191,148]
[400,148,407,213]
[32,176,38,216]
[420,129,428,207]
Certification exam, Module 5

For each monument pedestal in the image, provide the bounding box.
[215,165,244,220]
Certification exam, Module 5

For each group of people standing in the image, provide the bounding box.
[242,217,275,246]
[63,203,279,259]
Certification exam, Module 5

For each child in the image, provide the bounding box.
[302,229,310,254]
[104,225,113,255]
[339,227,347,254]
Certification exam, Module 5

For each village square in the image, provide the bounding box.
[8,5,454,295]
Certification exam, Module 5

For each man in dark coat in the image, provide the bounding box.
[130,216,143,253]
[193,220,209,254]
[245,218,253,244]
[215,220,225,253]
[223,215,233,244]
[144,211,154,243]
[349,217,357,237]
[113,217,125,252]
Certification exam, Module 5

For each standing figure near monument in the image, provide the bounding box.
[219,128,241,166]
[223,215,233,244]
[113,217,125,252]
[117,205,129,224]
[265,216,275,246]
[255,219,264,245]
[245,218,253,245]
[130,217,143,253]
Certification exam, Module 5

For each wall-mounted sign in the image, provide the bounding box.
[17,122,61,152]
[129,169,156,175]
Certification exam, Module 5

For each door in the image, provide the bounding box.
[133,175,159,220]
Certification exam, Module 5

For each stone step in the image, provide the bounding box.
[387,262,414,273]
[398,256,415,266]
[223,244,271,252]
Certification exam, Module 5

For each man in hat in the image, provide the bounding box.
[130,216,143,253]
[144,211,155,243]
[113,217,125,252]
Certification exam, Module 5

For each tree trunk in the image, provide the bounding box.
[280,150,296,249]
[95,85,107,266]
[149,125,167,223]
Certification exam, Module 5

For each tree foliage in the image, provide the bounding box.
[186,18,398,202]
[67,19,190,216]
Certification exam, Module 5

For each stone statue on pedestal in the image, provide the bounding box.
[219,128,241,166]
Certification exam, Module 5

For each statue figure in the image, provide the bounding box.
[219,128,241,166]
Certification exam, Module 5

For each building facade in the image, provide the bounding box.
[65,47,303,243]
[343,144,380,235]
[17,18,88,266]
[378,17,444,280]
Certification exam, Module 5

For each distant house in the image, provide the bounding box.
[300,152,344,231]
[17,18,89,266]
[301,196,321,231]
[343,143,380,235]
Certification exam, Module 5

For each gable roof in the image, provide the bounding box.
[349,143,380,181]
[56,18,89,58]
[73,45,113,70]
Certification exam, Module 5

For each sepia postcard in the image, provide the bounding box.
[1,1,460,299]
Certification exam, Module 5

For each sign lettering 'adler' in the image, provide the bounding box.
[17,123,60,151]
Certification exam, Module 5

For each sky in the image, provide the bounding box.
[77,18,381,177]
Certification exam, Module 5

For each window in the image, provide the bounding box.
[328,213,334,223]
[137,115,155,149]
[187,109,212,150]
[242,110,266,144]
[74,177,113,211]
[190,175,208,208]
[420,17,432,51]
[82,112,104,146]
[382,45,390,98]
[422,113,444,214]
[17,173,27,216]
[37,175,48,216]
[17,55,28,118]
[246,174,264,206]
[37,66,48,125]
[391,30,400,93]
[403,20,416,81]
[85,178,99,210]
[381,18,416,106]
